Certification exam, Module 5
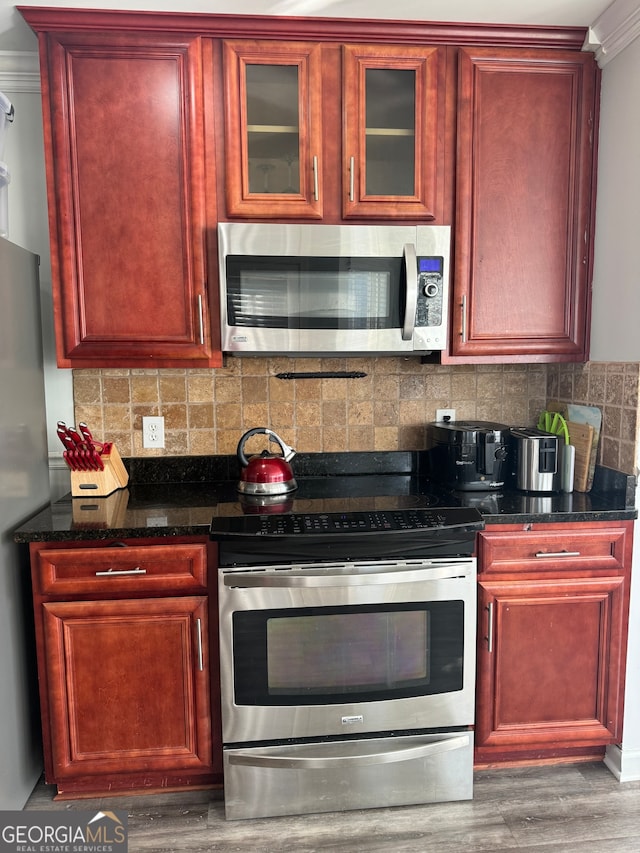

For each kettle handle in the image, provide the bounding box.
[237,428,296,467]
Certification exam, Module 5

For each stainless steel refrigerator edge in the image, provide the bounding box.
[0,237,49,808]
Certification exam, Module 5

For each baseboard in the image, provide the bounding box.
[604,744,640,781]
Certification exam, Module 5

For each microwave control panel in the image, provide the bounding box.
[416,257,445,328]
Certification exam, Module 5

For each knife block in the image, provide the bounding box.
[70,444,129,498]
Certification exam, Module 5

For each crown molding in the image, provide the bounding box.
[0,50,40,93]
[585,0,640,66]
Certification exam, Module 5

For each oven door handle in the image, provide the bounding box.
[227,733,470,770]
[223,562,473,588]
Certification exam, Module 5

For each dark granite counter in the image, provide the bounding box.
[13,452,637,544]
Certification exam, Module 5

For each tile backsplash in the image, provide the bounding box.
[547,362,640,476]
[73,359,547,459]
[72,359,640,475]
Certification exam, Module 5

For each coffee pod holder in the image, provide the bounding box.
[70,444,129,498]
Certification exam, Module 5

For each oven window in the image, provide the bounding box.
[232,602,464,706]
[226,256,402,330]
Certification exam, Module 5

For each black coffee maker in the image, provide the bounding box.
[426,420,511,491]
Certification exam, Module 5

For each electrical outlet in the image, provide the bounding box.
[142,416,165,448]
[436,408,456,423]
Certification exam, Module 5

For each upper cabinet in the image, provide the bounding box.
[221,40,447,222]
[448,47,598,363]
[31,28,222,368]
[342,44,446,220]
[22,8,598,367]
[223,40,324,219]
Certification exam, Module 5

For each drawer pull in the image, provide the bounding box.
[534,550,581,559]
[196,618,204,671]
[95,567,147,576]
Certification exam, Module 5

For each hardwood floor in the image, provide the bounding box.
[24,762,640,852]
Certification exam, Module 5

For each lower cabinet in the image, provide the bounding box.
[29,537,222,797]
[475,522,633,766]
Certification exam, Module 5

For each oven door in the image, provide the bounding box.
[218,557,476,744]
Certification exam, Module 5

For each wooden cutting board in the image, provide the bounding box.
[566,404,602,491]
[566,420,594,492]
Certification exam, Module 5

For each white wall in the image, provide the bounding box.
[590,34,640,362]
[590,30,640,780]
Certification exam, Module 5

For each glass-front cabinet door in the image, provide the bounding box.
[223,40,323,218]
[342,44,445,219]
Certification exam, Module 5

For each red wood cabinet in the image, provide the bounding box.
[35,30,221,368]
[222,39,324,219]
[30,537,222,797]
[221,40,448,223]
[449,47,598,363]
[341,43,446,220]
[475,522,633,766]
[22,8,598,366]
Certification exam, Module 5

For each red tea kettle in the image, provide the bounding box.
[236,427,297,496]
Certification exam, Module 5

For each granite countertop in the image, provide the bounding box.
[14,452,637,544]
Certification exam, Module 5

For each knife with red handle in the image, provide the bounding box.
[68,427,91,469]
[57,423,76,451]
[78,422,105,469]
[59,423,93,470]
[58,425,82,469]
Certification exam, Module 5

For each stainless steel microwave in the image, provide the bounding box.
[218,222,451,356]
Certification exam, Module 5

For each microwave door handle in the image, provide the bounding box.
[402,243,417,341]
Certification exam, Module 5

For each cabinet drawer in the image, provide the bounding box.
[34,543,208,596]
[478,526,629,576]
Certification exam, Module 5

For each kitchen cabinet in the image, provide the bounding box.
[222,39,324,219]
[221,40,448,222]
[33,29,221,368]
[449,47,598,363]
[22,7,597,366]
[475,522,633,766]
[29,537,222,797]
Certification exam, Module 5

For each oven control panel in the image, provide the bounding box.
[210,507,484,537]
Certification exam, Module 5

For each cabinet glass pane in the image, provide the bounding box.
[246,64,300,194]
[365,68,415,197]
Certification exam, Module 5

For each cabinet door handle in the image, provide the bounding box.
[196,617,204,672]
[312,155,319,202]
[534,550,581,558]
[197,294,205,346]
[461,295,467,344]
[349,156,355,202]
[95,567,147,576]
[486,601,494,653]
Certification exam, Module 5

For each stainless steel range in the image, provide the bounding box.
[211,501,483,820]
